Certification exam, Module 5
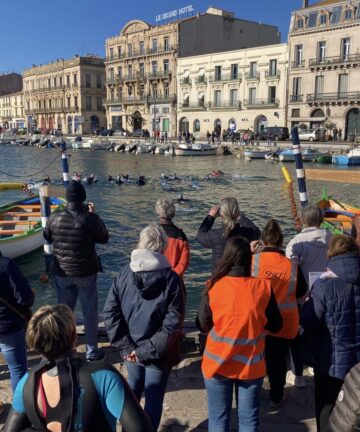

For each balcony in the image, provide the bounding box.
[105,96,147,105]
[209,73,242,83]
[148,71,171,80]
[243,98,279,108]
[63,106,80,113]
[180,101,206,111]
[309,54,360,70]
[31,85,66,93]
[307,91,360,104]
[105,45,177,62]
[180,77,191,86]
[209,101,241,110]
[245,72,260,81]
[148,94,177,104]
[291,60,305,69]
[265,70,281,79]
[195,76,207,84]
[26,106,78,114]
[289,95,303,103]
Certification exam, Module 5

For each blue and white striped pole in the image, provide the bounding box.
[61,152,69,187]
[291,127,308,208]
[40,187,53,274]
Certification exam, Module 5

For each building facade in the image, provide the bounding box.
[0,73,22,97]
[0,92,24,130]
[23,56,106,134]
[288,0,360,139]
[105,8,281,137]
[104,20,179,137]
[177,44,288,138]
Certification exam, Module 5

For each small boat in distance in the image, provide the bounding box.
[0,196,65,258]
[244,148,275,160]
[279,148,328,162]
[332,148,360,166]
[174,143,217,156]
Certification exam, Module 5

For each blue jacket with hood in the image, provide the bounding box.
[301,253,360,380]
[103,249,185,369]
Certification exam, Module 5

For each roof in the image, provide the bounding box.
[0,91,22,97]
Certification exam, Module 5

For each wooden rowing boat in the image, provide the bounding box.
[0,196,65,258]
[318,190,360,233]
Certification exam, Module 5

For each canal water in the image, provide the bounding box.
[0,146,358,319]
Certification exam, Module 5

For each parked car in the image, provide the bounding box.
[298,129,321,142]
[131,128,146,137]
[113,128,131,137]
[257,127,290,141]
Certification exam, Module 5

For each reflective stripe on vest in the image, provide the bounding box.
[209,328,266,347]
[280,261,297,310]
[204,349,265,367]
[253,253,261,277]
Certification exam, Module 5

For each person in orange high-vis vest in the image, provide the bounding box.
[251,219,307,408]
[198,237,282,432]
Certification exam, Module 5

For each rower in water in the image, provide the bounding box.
[175,193,190,205]
[115,175,122,185]
[137,174,145,186]
[86,173,97,185]
[72,172,82,182]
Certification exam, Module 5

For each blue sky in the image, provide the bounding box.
[1,0,305,73]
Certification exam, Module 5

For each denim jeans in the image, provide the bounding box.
[55,274,98,359]
[0,328,27,392]
[126,362,171,431]
[203,374,263,432]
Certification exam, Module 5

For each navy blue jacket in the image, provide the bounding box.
[103,261,185,369]
[0,254,34,336]
[301,253,360,380]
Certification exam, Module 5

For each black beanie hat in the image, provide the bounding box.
[66,180,86,203]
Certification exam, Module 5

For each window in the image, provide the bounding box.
[214,65,222,80]
[109,68,114,81]
[66,75,70,86]
[118,46,122,58]
[59,77,63,87]
[85,73,91,88]
[342,37,351,60]
[214,90,221,106]
[269,59,277,75]
[96,97,103,111]
[164,37,169,51]
[291,109,300,117]
[194,119,200,132]
[308,12,318,27]
[249,87,256,103]
[152,84,157,97]
[292,77,302,97]
[139,41,144,55]
[162,107,170,114]
[230,64,238,79]
[357,5,360,19]
[127,65,132,79]
[250,62,257,77]
[344,9,352,20]
[318,42,326,61]
[139,85,144,98]
[315,75,324,97]
[295,44,303,65]
[164,85,169,98]
[53,77,57,87]
[152,39,157,53]
[338,74,348,96]
[67,97,71,108]
[74,96,78,108]
[320,14,327,25]
[48,99,52,109]
[163,59,169,73]
[73,74,78,85]
[331,6,342,24]
[128,44,132,56]
[297,18,304,29]
[85,96,92,111]
[96,75,101,89]
[109,47,114,60]
[139,63,144,78]
[230,89,238,106]
[268,86,276,103]
[152,61,157,75]
[48,78,51,88]
[118,66,122,79]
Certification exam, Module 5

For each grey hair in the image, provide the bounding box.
[138,224,168,253]
[301,205,323,228]
[220,197,240,238]
[155,199,175,220]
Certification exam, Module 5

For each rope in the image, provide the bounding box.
[286,181,302,232]
[0,152,61,178]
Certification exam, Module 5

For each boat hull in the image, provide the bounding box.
[332,155,360,165]
[318,196,360,232]
[174,144,217,156]
[244,150,272,159]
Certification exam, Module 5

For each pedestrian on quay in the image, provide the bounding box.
[211,131,216,144]
[103,225,185,431]
[196,197,260,274]
[198,237,282,432]
[332,127,338,141]
[206,130,211,144]
[4,304,153,432]
[43,180,109,362]
[155,199,190,280]
[267,129,272,146]
[338,128,342,141]
[285,205,332,384]
[0,252,34,395]
[164,131,168,143]
[178,133,182,144]
[301,234,360,432]
[251,220,307,408]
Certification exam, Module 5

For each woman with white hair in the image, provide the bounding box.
[103,225,185,432]
[196,197,260,273]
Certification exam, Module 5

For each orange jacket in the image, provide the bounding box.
[202,276,271,380]
[160,221,190,277]
[252,251,299,339]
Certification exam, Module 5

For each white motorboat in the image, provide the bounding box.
[0,132,16,144]
[174,143,217,156]
[279,148,328,162]
[243,147,274,159]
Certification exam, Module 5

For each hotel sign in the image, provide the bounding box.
[156,5,194,23]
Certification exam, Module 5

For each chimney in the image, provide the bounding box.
[303,0,309,8]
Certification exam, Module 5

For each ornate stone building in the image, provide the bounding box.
[177,44,288,138]
[288,0,360,139]
[0,91,24,130]
[104,20,178,137]
[23,56,106,134]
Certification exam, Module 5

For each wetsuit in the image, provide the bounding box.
[4,357,152,432]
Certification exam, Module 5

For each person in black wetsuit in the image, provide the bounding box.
[3,304,152,432]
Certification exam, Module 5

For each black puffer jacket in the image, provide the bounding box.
[196,214,260,273]
[325,362,360,431]
[43,203,109,277]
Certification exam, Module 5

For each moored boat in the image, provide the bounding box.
[174,143,217,156]
[0,196,65,258]
[332,148,360,166]
[315,155,332,164]
[244,147,274,159]
[279,148,328,162]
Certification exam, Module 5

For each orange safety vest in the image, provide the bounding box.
[252,251,299,339]
[202,276,271,380]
